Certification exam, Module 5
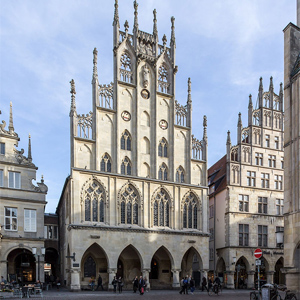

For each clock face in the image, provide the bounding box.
[141,89,150,99]
[121,111,131,121]
[159,119,168,130]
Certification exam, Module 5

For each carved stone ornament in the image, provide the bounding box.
[159,119,168,130]
[141,89,150,99]
[142,64,150,88]
[121,111,131,121]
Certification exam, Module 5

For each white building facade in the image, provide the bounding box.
[57,0,209,291]
[208,78,284,289]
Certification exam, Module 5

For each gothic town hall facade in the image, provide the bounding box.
[57,0,209,291]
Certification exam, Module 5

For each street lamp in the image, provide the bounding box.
[32,247,45,282]
[275,230,284,248]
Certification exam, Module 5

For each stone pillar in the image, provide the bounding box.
[142,269,151,290]
[266,271,275,284]
[108,268,117,291]
[0,261,7,281]
[247,271,255,289]
[226,271,235,289]
[70,269,81,292]
[171,269,180,288]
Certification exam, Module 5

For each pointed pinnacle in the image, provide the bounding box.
[280,82,283,94]
[162,34,167,47]
[259,77,263,91]
[28,133,32,161]
[227,130,231,144]
[238,112,242,126]
[134,1,139,30]
[70,79,76,112]
[171,16,175,45]
[187,78,192,104]
[269,76,273,90]
[9,102,14,133]
[153,9,158,36]
[248,94,253,107]
[93,48,98,79]
[113,0,119,26]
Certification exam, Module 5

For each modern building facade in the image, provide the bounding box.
[57,0,209,291]
[0,104,48,284]
[282,0,300,295]
[208,78,285,289]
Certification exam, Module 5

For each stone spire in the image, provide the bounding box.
[113,0,119,27]
[153,9,158,37]
[28,134,32,162]
[269,76,274,92]
[133,1,139,32]
[248,94,253,108]
[226,130,231,145]
[237,112,242,144]
[187,77,192,105]
[93,48,98,81]
[203,115,207,142]
[258,77,263,107]
[238,112,242,127]
[124,20,129,36]
[8,102,14,133]
[279,82,283,111]
[170,16,176,46]
[162,34,167,49]
[226,130,231,162]
[248,94,253,126]
[70,79,77,116]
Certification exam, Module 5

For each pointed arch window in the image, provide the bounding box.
[120,185,139,225]
[84,256,96,278]
[176,166,185,183]
[121,130,132,151]
[120,52,132,83]
[158,163,168,181]
[158,138,168,157]
[121,157,132,175]
[83,180,106,223]
[153,188,170,227]
[100,153,112,172]
[182,193,198,229]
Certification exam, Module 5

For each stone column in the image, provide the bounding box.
[70,269,81,292]
[266,271,275,284]
[142,269,151,290]
[247,271,255,289]
[226,271,235,289]
[108,268,117,291]
[171,269,180,288]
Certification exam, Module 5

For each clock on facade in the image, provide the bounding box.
[121,111,131,121]
[159,119,168,130]
[141,89,150,99]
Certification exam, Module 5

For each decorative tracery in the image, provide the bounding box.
[158,138,168,157]
[121,157,132,175]
[120,52,133,83]
[77,112,93,139]
[263,92,270,108]
[231,147,238,162]
[192,135,203,160]
[153,188,170,227]
[242,128,249,144]
[121,130,132,151]
[175,100,187,126]
[158,64,169,93]
[120,184,139,225]
[99,82,114,109]
[182,192,198,229]
[100,153,112,172]
[252,110,260,126]
[176,166,185,183]
[83,180,105,222]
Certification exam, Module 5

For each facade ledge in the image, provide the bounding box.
[74,136,95,143]
[156,91,173,99]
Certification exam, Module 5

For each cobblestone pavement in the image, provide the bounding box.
[27,288,253,300]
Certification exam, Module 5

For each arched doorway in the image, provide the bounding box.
[216,257,226,286]
[81,243,108,288]
[117,245,142,286]
[44,248,59,284]
[180,247,202,287]
[150,246,173,289]
[235,256,249,289]
[7,249,35,284]
[274,257,284,284]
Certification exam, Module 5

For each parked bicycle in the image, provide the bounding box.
[208,283,222,296]
[271,284,297,300]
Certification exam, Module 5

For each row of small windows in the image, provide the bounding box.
[4,207,36,232]
[83,182,200,229]
[0,170,21,189]
[246,171,283,190]
[239,194,283,215]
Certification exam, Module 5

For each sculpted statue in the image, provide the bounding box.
[143,64,150,88]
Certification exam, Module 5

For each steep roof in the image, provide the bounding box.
[208,155,227,197]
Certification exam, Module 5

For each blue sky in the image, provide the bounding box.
[0,0,296,213]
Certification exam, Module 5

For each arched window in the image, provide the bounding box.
[121,157,132,175]
[120,52,132,83]
[121,130,132,151]
[176,166,185,183]
[100,153,112,172]
[158,163,168,181]
[153,188,170,227]
[84,180,106,223]
[231,148,238,162]
[120,185,139,225]
[158,138,168,157]
[84,256,96,277]
[182,193,198,229]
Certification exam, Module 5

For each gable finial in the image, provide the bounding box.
[238,112,242,126]
[203,115,208,142]
[162,34,167,49]
[70,79,77,116]
[259,77,263,91]
[248,94,253,107]
[93,48,98,80]
[226,130,231,145]
[113,0,119,27]
[171,16,176,46]
[133,1,139,31]
[187,78,192,104]
[153,9,158,36]
[8,102,14,133]
[124,20,129,36]
[28,134,32,162]
[269,76,274,91]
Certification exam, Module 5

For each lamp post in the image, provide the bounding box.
[275,230,284,248]
[32,247,45,282]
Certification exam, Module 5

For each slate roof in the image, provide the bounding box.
[208,155,227,198]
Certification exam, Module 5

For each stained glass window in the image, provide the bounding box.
[188,202,192,228]
[100,199,104,222]
[92,198,98,221]
[121,157,132,175]
[154,201,158,226]
[158,164,168,181]
[158,144,162,157]
[176,166,185,183]
[159,200,164,226]
[127,202,132,224]
[84,256,96,278]
[121,202,125,224]
[101,153,112,172]
[183,192,198,229]
[120,184,139,225]
[133,203,138,224]
[183,204,187,228]
[158,139,167,157]
[165,202,169,227]
[121,131,131,151]
[153,188,170,227]
[85,198,91,221]
[193,206,197,229]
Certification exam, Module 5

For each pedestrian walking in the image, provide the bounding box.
[112,276,117,293]
[179,278,185,294]
[95,274,104,291]
[190,277,195,294]
[117,277,123,293]
[138,275,145,295]
[201,276,208,291]
[133,276,139,293]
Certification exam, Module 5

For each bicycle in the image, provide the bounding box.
[250,289,261,300]
[271,284,297,300]
[208,283,222,296]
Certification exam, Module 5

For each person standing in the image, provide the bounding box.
[189,277,195,295]
[56,277,61,290]
[112,276,117,293]
[201,276,208,292]
[95,274,104,291]
[179,278,185,294]
[133,276,138,293]
[117,277,123,293]
[138,276,145,295]
[207,277,212,292]
[183,276,189,295]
